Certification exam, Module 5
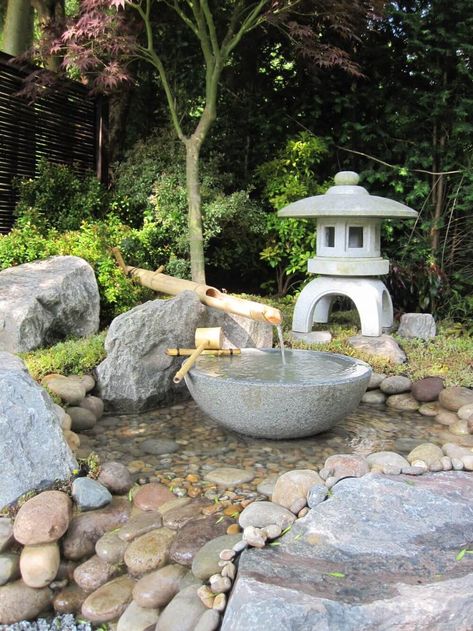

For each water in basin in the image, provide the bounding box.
[194,348,368,385]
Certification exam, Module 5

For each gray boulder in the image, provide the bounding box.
[348,334,406,364]
[397,313,436,340]
[222,472,473,631]
[0,256,100,353]
[0,362,77,510]
[95,292,206,413]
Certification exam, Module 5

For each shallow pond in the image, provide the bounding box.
[80,399,462,498]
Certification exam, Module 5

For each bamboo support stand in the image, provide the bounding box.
[166,348,241,356]
[111,248,282,325]
[173,327,223,384]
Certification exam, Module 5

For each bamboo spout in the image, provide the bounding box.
[112,248,282,325]
[173,327,223,384]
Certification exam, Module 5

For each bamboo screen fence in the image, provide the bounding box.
[0,52,107,233]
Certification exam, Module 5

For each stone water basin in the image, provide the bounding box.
[184,349,371,439]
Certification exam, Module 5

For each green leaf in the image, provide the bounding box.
[269,541,281,547]
[281,525,292,536]
[456,548,467,561]
[215,516,224,524]
[326,571,346,578]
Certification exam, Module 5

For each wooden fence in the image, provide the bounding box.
[0,52,107,233]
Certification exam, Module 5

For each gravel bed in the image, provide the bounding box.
[0,615,93,631]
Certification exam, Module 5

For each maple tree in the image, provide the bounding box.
[33,0,383,283]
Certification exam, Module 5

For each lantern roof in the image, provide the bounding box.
[278,171,418,219]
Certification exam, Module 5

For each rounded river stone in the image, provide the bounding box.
[81,575,135,623]
[13,491,72,546]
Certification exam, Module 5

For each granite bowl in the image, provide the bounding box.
[184,348,371,439]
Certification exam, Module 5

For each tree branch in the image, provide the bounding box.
[200,0,220,59]
[335,145,463,176]
[127,1,186,141]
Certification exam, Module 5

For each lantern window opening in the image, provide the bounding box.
[325,226,335,248]
[348,226,364,249]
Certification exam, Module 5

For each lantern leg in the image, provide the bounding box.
[292,277,393,338]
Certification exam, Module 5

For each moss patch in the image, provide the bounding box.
[21,332,107,381]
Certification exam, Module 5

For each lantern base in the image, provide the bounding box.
[293,276,393,337]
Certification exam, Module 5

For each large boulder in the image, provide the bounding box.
[0,256,100,353]
[222,472,473,631]
[95,292,206,413]
[0,356,77,510]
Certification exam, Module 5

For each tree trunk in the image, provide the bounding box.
[185,137,206,284]
[3,0,34,56]
[31,0,65,71]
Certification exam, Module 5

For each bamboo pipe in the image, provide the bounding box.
[111,248,282,326]
[173,327,223,384]
[166,348,241,356]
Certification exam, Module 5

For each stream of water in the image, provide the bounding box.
[276,324,286,365]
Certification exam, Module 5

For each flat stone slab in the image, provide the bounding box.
[222,472,473,631]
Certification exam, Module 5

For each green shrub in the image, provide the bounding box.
[113,130,267,279]
[0,216,150,323]
[22,332,107,381]
[256,132,329,295]
[15,159,109,232]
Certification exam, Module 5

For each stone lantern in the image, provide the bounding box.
[278,171,418,337]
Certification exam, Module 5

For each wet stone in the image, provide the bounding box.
[53,583,88,614]
[117,599,160,631]
[71,478,113,511]
[0,553,20,586]
[362,389,386,405]
[80,395,104,420]
[73,554,121,592]
[239,501,296,530]
[386,393,420,411]
[450,420,470,436]
[458,403,473,421]
[435,409,459,426]
[323,453,369,481]
[20,542,60,588]
[140,438,180,455]
[195,609,221,631]
[95,530,129,565]
[204,468,255,486]
[380,376,412,395]
[439,386,473,412]
[419,401,441,417]
[271,469,323,510]
[407,443,444,466]
[133,563,188,609]
[162,499,213,530]
[13,491,72,546]
[0,580,53,625]
[170,515,233,566]
[133,483,176,511]
[98,461,133,495]
[62,498,131,561]
[156,584,207,631]
[366,451,410,469]
[124,527,176,576]
[68,406,97,432]
[256,476,278,497]
[0,518,13,553]
[307,485,329,509]
[118,510,163,542]
[367,372,386,390]
[81,575,135,623]
[192,535,242,581]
